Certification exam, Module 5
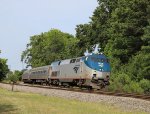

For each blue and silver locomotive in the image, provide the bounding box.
[22,44,111,89]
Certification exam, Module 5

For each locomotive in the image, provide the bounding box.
[22,45,111,89]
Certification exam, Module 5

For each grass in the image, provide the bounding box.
[0,88,148,114]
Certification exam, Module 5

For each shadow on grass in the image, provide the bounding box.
[0,104,17,113]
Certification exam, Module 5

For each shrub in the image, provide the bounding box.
[139,79,150,94]
[115,73,131,85]
[123,84,132,93]
[129,81,144,94]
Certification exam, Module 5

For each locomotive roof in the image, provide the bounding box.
[51,53,107,66]
[51,58,80,66]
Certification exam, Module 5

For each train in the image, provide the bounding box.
[22,45,111,89]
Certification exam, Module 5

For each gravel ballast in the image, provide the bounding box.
[0,83,150,113]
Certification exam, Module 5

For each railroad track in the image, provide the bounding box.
[1,82,150,101]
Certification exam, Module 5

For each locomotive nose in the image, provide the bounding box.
[93,72,110,80]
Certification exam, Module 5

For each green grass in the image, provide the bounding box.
[0,88,148,114]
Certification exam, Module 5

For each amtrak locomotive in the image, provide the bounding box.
[22,45,111,89]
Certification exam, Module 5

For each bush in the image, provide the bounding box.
[108,73,131,92]
[123,84,132,93]
[115,73,131,85]
[108,73,146,94]
[108,81,123,92]
[139,79,150,94]
[129,81,144,94]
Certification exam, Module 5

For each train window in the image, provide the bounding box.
[70,59,76,63]
[58,61,61,65]
[43,70,46,73]
[91,57,108,63]
[91,57,101,62]
[52,72,57,76]
[52,71,60,76]
[76,58,80,62]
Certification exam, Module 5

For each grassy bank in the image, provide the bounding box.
[0,88,148,114]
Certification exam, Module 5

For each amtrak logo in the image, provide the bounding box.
[98,62,103,67]
[73,65,80,73]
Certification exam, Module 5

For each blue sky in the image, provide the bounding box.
[0,0,98,71]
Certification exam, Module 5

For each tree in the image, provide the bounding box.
[13,70,23,81]
[0,51,9,81]
[21,29,78,68]
[7,71,20,91]
[105,0,150,63]
[75,0,118,55]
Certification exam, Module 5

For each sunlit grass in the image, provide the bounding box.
[0,88,148,114]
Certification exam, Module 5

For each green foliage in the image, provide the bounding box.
[108,73,145,94]
[127,53,150,81]
[6,71,22,91]
[105,0,150,63]
[22,29,79,68]
[7,71,19,83]
[108,73,131,92]
[75,24,93,55]
[75,0,118,54]
[139,79,150,94]
[13,70,23,81]
[128,81,144,94]
[0,58,9,81]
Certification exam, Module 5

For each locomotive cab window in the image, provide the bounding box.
[70,59,76,63]
[91,57,101,62]
[91,57,108,63]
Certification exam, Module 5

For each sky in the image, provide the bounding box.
[0,0,98,71]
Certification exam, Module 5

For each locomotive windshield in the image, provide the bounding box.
[91,57,109,63]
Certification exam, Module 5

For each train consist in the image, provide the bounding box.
[22,45,111,89]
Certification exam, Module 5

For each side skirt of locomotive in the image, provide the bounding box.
[32,78,109,89]
[23,77,109,89]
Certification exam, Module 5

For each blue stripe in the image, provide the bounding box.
[82,54,111,72]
